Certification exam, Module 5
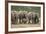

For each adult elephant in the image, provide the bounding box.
[11,11,19,24]
[32,13,39,24]
[27,12,39,24]
[18,11,28,24]
[22,11,28,24]
[18,11,24,24]
[11,11,15,24]
[14,11,19,24]
[27,12,33,24]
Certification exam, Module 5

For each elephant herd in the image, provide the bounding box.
[11,11,39,24]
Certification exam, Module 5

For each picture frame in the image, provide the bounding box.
[5,0,45,34]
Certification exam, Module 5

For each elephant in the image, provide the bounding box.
[32,12,39,24]
[22,11,28,24]
[18,11,28,24]
[18,11,24,24]
[26,12,39,24]
[27,12,33,24]
[11,11,15,24]
[11,11,19,24]
[14,11,19,24]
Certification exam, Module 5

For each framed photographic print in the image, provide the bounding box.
[5,0,45,34]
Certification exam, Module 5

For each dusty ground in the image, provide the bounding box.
[11,23,40,28]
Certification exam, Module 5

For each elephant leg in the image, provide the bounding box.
[19,19,22,24]
[26,18,29,24]
[11,16,15,24]
[28,19,30,24]
[14,20,16,24]
[22,19,23,24]
[18,19,19,24]
[22,19,25,24]
[15,19,18,24]
[20,18,23,24]
[32,19,36,24]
